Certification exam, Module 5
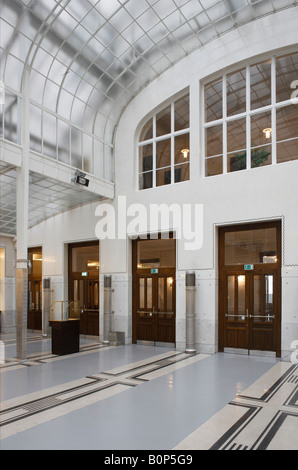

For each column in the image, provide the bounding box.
[16,67,30,360]
[185,271,196,354]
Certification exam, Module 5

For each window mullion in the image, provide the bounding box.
[272,57,277,165]
[171,102,175,184]
[153,114,157,188]
[223,74,227,174]
[246,65,251,170]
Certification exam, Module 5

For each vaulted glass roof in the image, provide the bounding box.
[1,0,297,148]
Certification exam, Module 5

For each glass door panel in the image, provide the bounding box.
[35,281,40,311]
[238,275,246,318]
[265,275,274,321]
[139,278,145,309]
[167,277,173,312]
[224,274,249,350]
[138,276,154,318]
[155,275,175,344]
[94,281,99,309]
[250,273,276,352]
[252,274,274,323]
[158,277,165,312]
[73,279,84,309]
[226,275,247,322]
[253,275,262,319]
[136,276,154,341]
[147,278,152,310]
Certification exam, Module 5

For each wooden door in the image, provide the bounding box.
[28,279,42,330]
[222,269,280,353]
[219,222,281,356]
[68,242,99,336]
[70,277,99,336]
[223,271,249,350]
[136,273,176,345]
[27,248,42,330]
[132,236,176,345]
[249,271,280,353]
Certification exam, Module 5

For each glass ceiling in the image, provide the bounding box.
[1,0,297,149]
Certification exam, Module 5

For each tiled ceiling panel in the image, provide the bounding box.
[0,167,102,235]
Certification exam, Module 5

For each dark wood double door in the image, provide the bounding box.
[27,247,42,330]
[135,272,176,345]
[133,237,176,346]
[69,242,100,336]
[221,268,280,354]
[70,277,99,336]
[219,222,281,356]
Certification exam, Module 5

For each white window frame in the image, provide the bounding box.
[203,53,298,177]
[138,97,190,190]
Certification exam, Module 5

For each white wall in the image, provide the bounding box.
[112,7,298,354]
[27,8,298,354]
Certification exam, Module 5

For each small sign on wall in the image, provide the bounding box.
[244,265,254,271]
[151,269,159,274]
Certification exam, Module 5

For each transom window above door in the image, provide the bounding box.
[138,93,190,190]
[204,51,298,177]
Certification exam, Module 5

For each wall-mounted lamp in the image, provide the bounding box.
[72,170,89,187]
[263,128,272,140]
[181,149,190,159]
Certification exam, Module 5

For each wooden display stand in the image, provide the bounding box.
[49,319,80,356]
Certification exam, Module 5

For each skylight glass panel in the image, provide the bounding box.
[66,0,92,22]
[43,79,59,111]
[81,9,104,35]
[57,88,74,119]
[71,97,86,127]
[33,48,54,77]
[109,8,133,33]
[96,0,122,20]
[153,0,178,20]
[1,0,20,28]
[94,22,118,46]
[4,55,23,92]
[0,19,15,50]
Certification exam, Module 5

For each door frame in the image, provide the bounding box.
[132,234,176,345]
[27,246,43,330]
[218,221,282,357]
[68,241,100,336]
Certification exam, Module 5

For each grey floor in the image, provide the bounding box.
[0,336,282,450]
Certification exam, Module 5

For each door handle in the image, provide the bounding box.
[137,311,154,316]
[249,314,275,320]
[225,310,249,320]
[225,314,248,320]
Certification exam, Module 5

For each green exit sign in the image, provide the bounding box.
[244,265,254,271]
[151,269,159,274]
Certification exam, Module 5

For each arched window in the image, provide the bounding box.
[204,51,298,177]
[138,93,190,190]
